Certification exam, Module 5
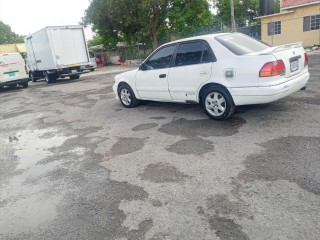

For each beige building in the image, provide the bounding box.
[0,43,26,54]
[256,0,320,47]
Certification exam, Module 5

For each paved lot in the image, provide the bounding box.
[0,57,320,240]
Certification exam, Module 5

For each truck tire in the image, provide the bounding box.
[70,75,80,80]
[29,72,37,82]
[44,72,57,84]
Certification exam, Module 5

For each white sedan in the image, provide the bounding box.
[113,33,309,120]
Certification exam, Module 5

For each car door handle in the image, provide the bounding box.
[159,74,166,78]
[200,71,208,75]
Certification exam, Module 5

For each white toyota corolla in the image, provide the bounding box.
[113,33,309,120]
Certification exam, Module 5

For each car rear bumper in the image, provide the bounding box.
[0,78,29,87]
[230,71,310,106]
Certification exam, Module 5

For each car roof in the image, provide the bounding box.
[161,32,235,46]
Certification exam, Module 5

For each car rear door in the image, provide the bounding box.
[167,41,214,101]
[135,44,177,100]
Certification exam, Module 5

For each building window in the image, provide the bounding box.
[304,14,320,32]
[268,21,281,35]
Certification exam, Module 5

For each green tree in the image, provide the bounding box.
[0,21,24,44]
[83,0,214,50]
[215,0,259,27]
[274,0,280,13]
[166,0,214,39]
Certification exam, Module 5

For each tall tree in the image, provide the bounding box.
[83,0,214,50]
[0,21,24,44]
[166,0,214,39]
[215,0,259,28]
[230,0,236,32]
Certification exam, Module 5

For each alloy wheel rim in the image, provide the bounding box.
[205,92,226,116]
[120,88,132,106]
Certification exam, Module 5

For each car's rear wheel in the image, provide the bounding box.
[118,84,140,108]
[22,82,28,88]
[202,86,235,120]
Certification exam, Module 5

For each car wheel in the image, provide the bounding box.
[118,84,140,108]
[22,82,28,88]
[202,86,235,120]
[45,72,57,84]
[70,75,80,80]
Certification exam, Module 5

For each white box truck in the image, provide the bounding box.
[25,25,92,84]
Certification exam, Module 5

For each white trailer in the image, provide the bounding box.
[25,25,92,83]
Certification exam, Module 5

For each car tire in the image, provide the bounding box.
[45,72,57,84]
[118,84,140,108]
[70,75,80,80]
[201,86,235,120]
[22,82,28,88]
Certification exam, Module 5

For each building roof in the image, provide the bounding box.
[281,0,320,9]
[254,10,294,20]
[0,43,26,54]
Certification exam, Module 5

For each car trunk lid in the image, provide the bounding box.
[256,42,306,79]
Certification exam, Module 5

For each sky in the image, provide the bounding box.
[0,0,93,39]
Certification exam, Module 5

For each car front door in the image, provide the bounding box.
[167,41,215,101]
[135,44,177,101]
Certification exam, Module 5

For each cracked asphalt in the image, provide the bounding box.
[0,56,319,240]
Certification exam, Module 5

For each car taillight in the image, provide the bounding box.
[304,53,309,67]
[24,65,28,74]
[259,60,286,77]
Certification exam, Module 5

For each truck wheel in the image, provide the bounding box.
[29,72,37,82]
[70,75,80,80]
[45,72,57,84]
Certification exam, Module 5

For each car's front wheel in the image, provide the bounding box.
[118,84,140,108]
[202,86,235,120]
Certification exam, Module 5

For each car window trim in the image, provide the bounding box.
[143,44,178,71]
[171,40,216,68]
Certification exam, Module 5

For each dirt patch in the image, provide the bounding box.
[1,110,34,119]
[110,137,147,157]
[149,117,166,120]
[124,219,154,240]
[290,96,320,106]
[206,194,248,218]
[158,117,246,138]
[140,163,191,183]
[132,123,159,131]
[238,136,320,195]
[166,138,214,155]
[208,216,250,240]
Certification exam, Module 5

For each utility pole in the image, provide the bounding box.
[230,0,236,32]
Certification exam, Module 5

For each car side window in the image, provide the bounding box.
[145,45,176,70]
[174,41,204,67]
[202,44,214,63]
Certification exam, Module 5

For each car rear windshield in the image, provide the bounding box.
[215,34,269,55]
